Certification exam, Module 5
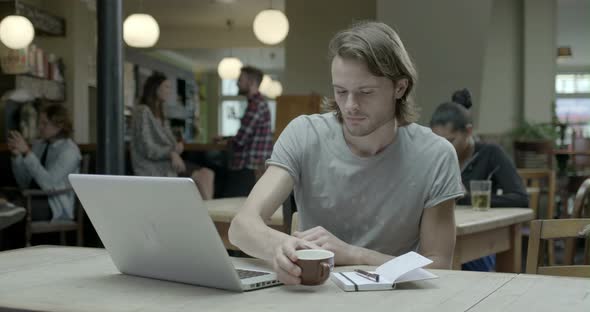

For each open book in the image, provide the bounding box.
[331,251,438,292]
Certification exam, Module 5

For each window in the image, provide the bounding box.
[555,74,590,94]
[555,73,590,141]
[219,79,276,137]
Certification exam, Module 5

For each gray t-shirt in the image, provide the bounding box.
[267,113,463,256]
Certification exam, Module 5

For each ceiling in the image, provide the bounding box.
[557,0,590,68]
[123,0,285,29]
[122,0,286,72]
[159,47,285,72]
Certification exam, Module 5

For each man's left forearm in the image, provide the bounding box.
[350,245,394,266]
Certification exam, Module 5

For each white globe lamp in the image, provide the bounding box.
[259,75,273,96]
[253,9,289,45]
[123,14,160,48]
[217,57,243,79]
[267,80,283,99]
[0,15,34,49]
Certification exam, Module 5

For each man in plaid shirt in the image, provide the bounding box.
[224,66,273,196]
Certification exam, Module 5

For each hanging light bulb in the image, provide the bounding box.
[259,75,273,96]
[123,13,160,48]
[267,80,283,99]
[253,9,289,45]
[217,57,243,79]
[0,15,34,49]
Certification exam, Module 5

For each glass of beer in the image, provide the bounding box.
[470,180,491,211]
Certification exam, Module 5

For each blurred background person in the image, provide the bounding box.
[131,72,214,199]
[8,103,81,221]
[430,88,529,272]
[217,66,273,197]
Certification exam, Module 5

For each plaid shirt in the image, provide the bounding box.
[230,92,273,170]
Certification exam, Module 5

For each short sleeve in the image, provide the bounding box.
[424,140,464,209]
[266,116,308,184]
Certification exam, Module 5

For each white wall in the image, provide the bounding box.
[284,0,376,96]
[478,0,523,134]
[377,0,493,126]
[523,0,557,124]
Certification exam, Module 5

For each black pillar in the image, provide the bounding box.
[96,0,124,175]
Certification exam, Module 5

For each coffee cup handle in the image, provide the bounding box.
[320,262,331,280]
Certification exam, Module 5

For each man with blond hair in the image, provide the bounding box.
[229,21,463,285]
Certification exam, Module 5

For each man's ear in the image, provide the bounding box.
[394,78,409,99]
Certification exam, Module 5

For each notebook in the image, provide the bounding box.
[331,251,438,292]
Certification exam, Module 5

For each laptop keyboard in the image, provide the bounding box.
[236,269,271,280]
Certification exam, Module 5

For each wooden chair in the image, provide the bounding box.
[24,154,90,246]
[514,141,554,169]
[564,179,590,265]
[518,168,556,265]
[526,219,590,277]
[517,169,556,220]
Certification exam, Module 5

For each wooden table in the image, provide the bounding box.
[469,273,590,312]
[0,246,516,312]
[205,197,284,250]
[453,206,534,273]
[206,198,533,272]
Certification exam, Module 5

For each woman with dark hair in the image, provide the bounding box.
[131,72,214,199]
[430,88,529,272]
[8,103,81,221]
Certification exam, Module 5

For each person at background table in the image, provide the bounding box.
[8,103,81,221]
[216,66,274,197]
[228,21,463,285]
[430,88,529,272]
[131,72,214,200]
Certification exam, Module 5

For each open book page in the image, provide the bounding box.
[375,251,433,282]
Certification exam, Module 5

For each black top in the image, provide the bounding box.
[458,142,529,208]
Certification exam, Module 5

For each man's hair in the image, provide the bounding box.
[240,66,264,87]
[41,103,73,138]
[324,21,419,125]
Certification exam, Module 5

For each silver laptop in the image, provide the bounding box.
[68,174,279,292]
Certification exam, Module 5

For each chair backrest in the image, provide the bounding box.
[517,169,556,219]
[563,179,590,265]
[514,141,554,169]
[570,130,590,174]
[526,219,590,277]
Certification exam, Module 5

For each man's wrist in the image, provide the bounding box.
[348,244,367,265]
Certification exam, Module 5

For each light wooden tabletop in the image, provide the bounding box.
[469,273,590,312]
[0,247,518,312]
[454,206,534,235]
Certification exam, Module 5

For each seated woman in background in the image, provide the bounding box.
[130,72,214,200]
[8,103,81,221]
[430,88,529,272]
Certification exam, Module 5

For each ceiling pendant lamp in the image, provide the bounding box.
[0,15,34,49]
[123,13,160,48]
[217,57,243,79]
[253,9,289,45]
[267,80,283,99]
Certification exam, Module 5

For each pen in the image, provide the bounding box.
[354,269,380,282]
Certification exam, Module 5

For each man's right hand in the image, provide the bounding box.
[272,236,318,285]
